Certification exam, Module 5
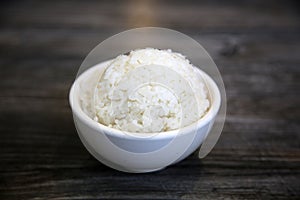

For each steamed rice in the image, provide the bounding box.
[83,48,210,133]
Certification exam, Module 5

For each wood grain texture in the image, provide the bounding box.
[0,0,299,199]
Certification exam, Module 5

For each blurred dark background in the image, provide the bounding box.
[0,0,299,199]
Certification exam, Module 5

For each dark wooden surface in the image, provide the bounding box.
[0,0,299,199]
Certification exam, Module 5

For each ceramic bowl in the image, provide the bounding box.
[69,61,221,173]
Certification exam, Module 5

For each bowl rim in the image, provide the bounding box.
[69,61,221,141]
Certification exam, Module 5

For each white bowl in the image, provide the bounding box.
[69,61,221,173]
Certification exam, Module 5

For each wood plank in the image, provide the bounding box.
[0,29,300,61]
[0,0,299,31]
[1,152,299,199]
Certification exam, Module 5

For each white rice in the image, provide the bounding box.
[82,48,210,133]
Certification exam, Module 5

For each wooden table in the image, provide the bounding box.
[1,0,299,199]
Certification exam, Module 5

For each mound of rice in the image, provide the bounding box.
[91,48,209,133]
